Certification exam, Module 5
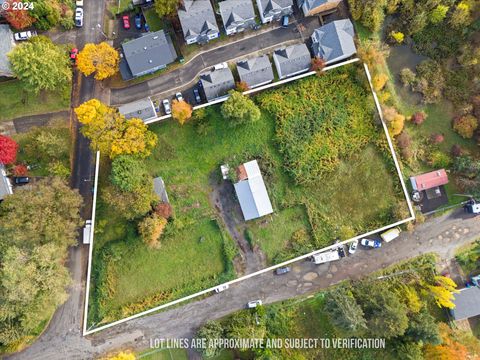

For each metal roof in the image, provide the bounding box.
[219,0,256,30]
[178,0,219,41]
[200,67,235,101]
[451,287,480,320]
[118,98,157,122]
[237,55,274,88]
[0,25,14,77]
[121,30,177,77]
[234,160,273,221]
[273,43,311,78]
[411,169,449,191]
[311,19,356,64]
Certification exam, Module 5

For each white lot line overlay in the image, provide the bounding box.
[83,60,415,336]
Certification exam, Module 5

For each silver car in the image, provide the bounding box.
[14,30,37,41]
[75,7,84,27]
[247,300,262,308]
[162,99,171,115]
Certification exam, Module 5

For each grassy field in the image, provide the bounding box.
[0,80,70,121]
[89,63,409,326]
[143,7,163,32]
[138,348,188,360]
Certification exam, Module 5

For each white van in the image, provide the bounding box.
[381,227,401,243]
[83,220,92,244]
[312,250,340,265]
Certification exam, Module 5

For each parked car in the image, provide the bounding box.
[193,88,202,104]
[175,92,184,102]
[75,7,84,27]
[349,239,358,254]
[275,266,291,275]
[153,100,160,113]
[14,177,30,185]
[247,300,262,309]
[281,15,289,28]
[14,30,37,41]
[361,238,381,248]
[213,62,228,70]
[122,15,130,29]
[75,0,84,6]
[144,23,150,32]
[337,245,346,258]
[162,99,171,115]
[213,284,229,293]
[134,14,142,30]
[380,227,401,243]
[70,48,79,64]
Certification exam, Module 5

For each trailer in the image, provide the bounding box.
[312,250,340,264]
[83,220,92,244]
[380,227,401,243]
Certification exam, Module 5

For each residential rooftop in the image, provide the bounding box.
[0,24,14,77]
[200,67,235,101]
[311,19,356,64]
[273,43,311,79]
[118,98,157,122]
[237,55,274,88]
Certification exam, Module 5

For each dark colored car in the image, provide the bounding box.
[122,15,130,29]
[193,88,202,104]
[337,246,346,258]
[275,266,291,275]
[134,14,142,30]
[14,177,30,185]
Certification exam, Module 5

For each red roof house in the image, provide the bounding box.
[410,169,449,191]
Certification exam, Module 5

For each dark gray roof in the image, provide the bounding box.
[451,287,480,320]
[118,98,157,122]
[258,0,292,15]
[178,0,219,40]
[311,19,356,64]
[200,68,235,101]
[237,55,274,88]
[219,0,256,30]
[0,25,14,77]
[273,43,311,78]
[0,164,13,201]
[121,30,177,77]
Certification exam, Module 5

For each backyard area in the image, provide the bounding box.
[88,63,410,328]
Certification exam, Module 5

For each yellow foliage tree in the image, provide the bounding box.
[372,73,388,92]
[390,31,404,44]
[77,42,119,80]
[138,213,168,248]
[398,285,422,313]
[382,106,405,136]
[75,99,157,158]
[102,351,136,360]
[171,99,193,125]
[428,276,459,309]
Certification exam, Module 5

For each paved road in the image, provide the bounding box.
[110,16,320,106]
[12,110,70,133]
[8,209,480,359]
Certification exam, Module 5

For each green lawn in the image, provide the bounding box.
[138,348,188,360]
[143,7,163,32]
[89,63,409,327]
[0,80,70,121]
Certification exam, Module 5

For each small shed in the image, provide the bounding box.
[451,287,480,321]
[410,169,449,213]
[234,160,273,221]
[153,177,169,204]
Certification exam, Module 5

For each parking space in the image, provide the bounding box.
[151,83,204,117]
[112,11,148,48]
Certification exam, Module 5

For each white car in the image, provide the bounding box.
[349,240,358,254]
[361,238,381,248]
[175,92,184,102]
[162,99,171,115]
[14,30,37,41]
[75,7,84,27]
[75,0,84,6]
[213,284,229,293]
[213,62,228,70]
[247,300,262,309]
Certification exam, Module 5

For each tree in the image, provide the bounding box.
[102,184,157,220]
[414,60,445,103]
[390,31,404,44]
[372,73,388,91]
[155,0,179,17]
[154,203,173,219]
[429,5,449,24]
[400,68,416,87]
[311,57,326,72]
[138,213,167,248]
[383,106,405,136]
[324,285,367,335]
[29,0,61,30]
[405,309,441,345]
[8,36,71,94]
[221,91,261,126]
[172,99,193,125]
[424,323,469,359]
[226,310,266,351]
[102,351,136,360]
[75,99,157,158]
[449,1,471,29]
[77,42,120,80]
[196,320,224,358]
[236,81,250,92]
[3,0,36,29]
[110,155,148,192]
[0,135,18,165]
[428,275,459,309]
[411,111,427,125]
[453,115,478,139]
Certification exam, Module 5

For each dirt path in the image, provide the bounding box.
[210,178,266,275]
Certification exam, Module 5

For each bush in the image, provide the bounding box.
[110,155,148,192]
[430,133,444,144]
[383,106,405,136]
[396,131,411,149]
[451,144,463,157]
[414,60,445,103]
[196,321,224,358]
[138,213,167,248]
[221,91,261,126]
[154,202,173,219]
[411,111,427,125]
[400,68,416,87]
[453,115,478,139]
[390,31,405,44]
[373,73,388,91]
[428,151,452,168]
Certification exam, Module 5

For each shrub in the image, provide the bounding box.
[138,213,167,248]
[451,144,463,157]
[390,31,404,44]
[373,73,388,92]
[396,131,411,149]
[110,155,148,192]
[221,91,261,126]
[196,321,224,358]
[429,151,452,168]
[453,115,478,139]
[414,60,445,103]
[430,133,444,144]
[383,106,405,136]
[235,81,249,92]
[154,202,173,219]
[311,57,326,72]
[472,95,480,119]
[12,164,28,177]
[411,111,427,125]
[400,68,416,87]
[0,135,19,165]
[429,5,449,24]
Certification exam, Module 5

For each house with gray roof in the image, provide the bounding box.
[234,160,273,221]
[237,55,274,88]
[199,67,235,102]
[297,0,341,16]
[118,98,157,122]
[0,25,15,77]
[256,0,293,23]
[219,0,256,35]
[178,0,219,45]
[272,43,311,79]
[451,287,480,321]
[120,30,177,80]
[311,19,356,64]
[0,164,13,202]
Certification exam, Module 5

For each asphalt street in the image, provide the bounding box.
[8,209,480,360]
[110,17,321,106]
